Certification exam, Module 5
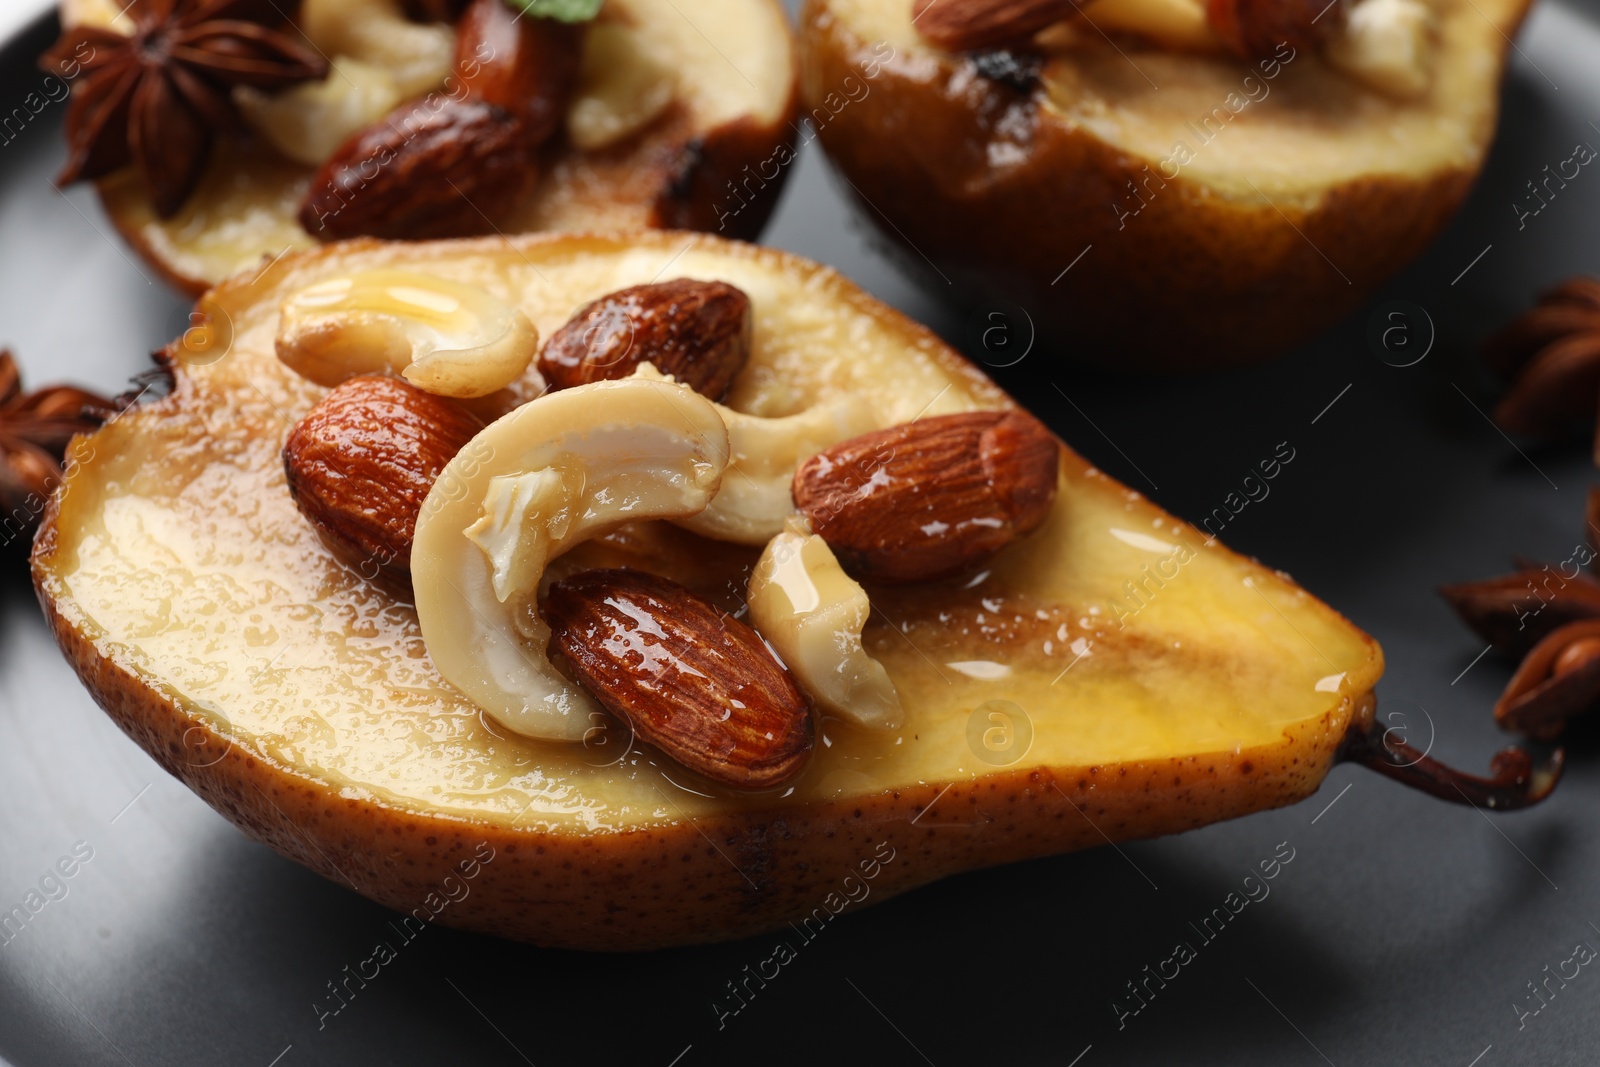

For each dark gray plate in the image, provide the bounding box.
[4,2,1600,1064]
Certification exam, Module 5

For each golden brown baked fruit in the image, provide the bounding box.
[797,0,1532,369]
[54,0,800,295]
[38,231,1549,951]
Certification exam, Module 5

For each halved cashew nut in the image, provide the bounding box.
[1078,0,1218,52]
[237,58,406,167]
[1326,0,1436,98]
[629,364,880,544]
[1074,0,1434,97]
[276,270,538,398]
[248,0,455,166]
[567,23,677,151]
[411,377,730,741]
[298,0,455,99]
[749,517,903,731]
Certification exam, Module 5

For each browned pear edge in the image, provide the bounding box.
[83,8,803,298]
[797,0,1536,370]
[30,231,1380,951]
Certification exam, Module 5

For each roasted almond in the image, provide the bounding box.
[452,0,583,141]
[910,0,1074,51]
[792,410,1059,584]
[543,568,812,789]
[283,375,484,594]
[1205,0,1333,59]
[537,279,752,399]
[298,0,581,241]
[299,101,540,241]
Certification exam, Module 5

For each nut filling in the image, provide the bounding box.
[288,271,1064,785]
[913,0,1439,98]
[630,363,881,545]
[409,375,729,742]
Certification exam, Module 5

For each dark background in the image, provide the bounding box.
[3,0,1600,1063]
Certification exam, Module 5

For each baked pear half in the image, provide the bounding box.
[798,0,1533,369]
[33,232,1550,951]
[51,0,797,295]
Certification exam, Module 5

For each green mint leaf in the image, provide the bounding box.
[505,0,603,21]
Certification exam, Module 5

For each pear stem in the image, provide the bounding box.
[1336,716,1564,811]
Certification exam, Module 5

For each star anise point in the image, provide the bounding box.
[1488,274,1600,439]
[0,350,115,530]
[43,0,327,217]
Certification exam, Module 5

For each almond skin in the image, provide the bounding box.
[910,0,1074,51]
[298,0,580,241]
[537,279,752,399]
[453,0,582,139]
[544,568,812,789]
[299,101,540,241]
[792,410,1059,584]
[283,376,484,594]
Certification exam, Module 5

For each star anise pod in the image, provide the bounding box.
[1486,275,1600,444]
[1440,561,1600,658]
[1495,619,1600,740]
[40,0,327,218]
[0,350,115,529]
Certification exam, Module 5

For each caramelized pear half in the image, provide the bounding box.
[798,0,1531,369]
[34,232,1382,949]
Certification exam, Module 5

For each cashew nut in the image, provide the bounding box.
[276,269,538,398]
[236,0,455,166]
[1326,0,1436,98]
[1076,0,1218,52]
[567,23,677,151]
[236,59,406,167]
[748,517,903,731]
[410,377,730,741]
[628,364,880,544]
[298,0,455,99]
